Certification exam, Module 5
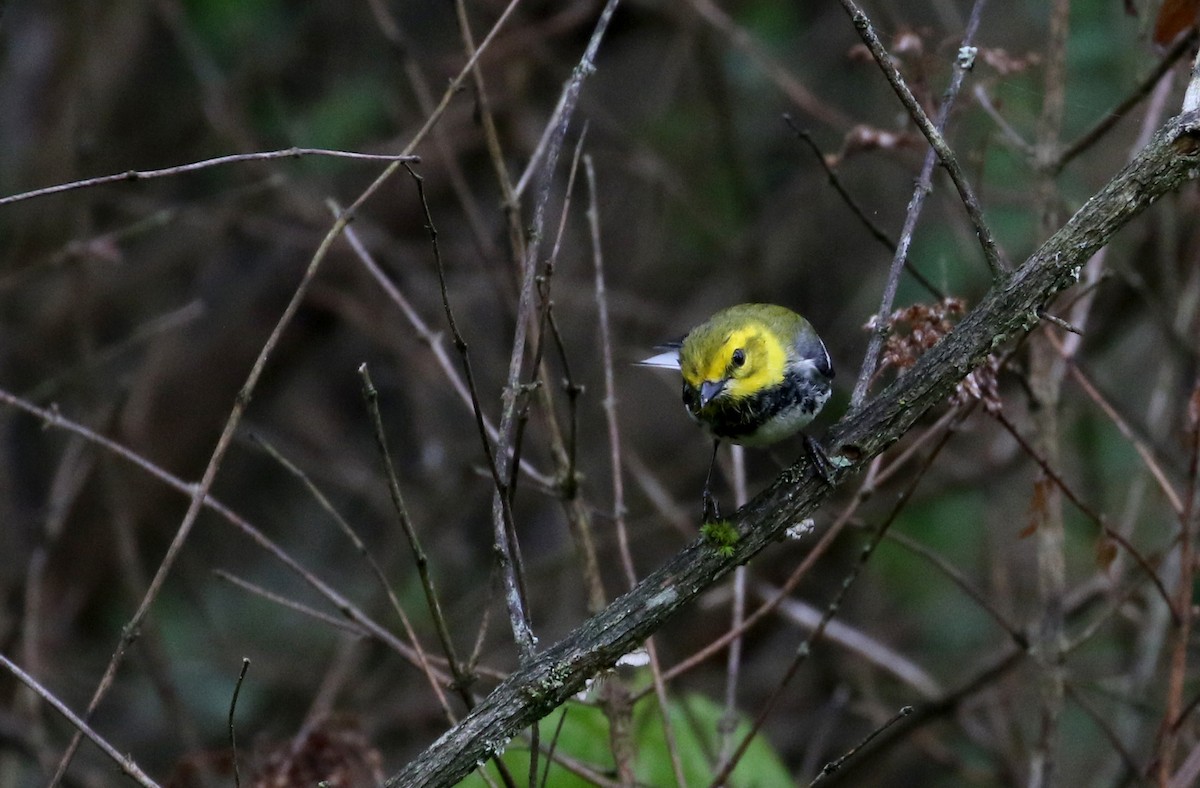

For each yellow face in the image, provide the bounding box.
[682,324,787,404]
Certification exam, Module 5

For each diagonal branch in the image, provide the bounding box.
[386,111,1200,788]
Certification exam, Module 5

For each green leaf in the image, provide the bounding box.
[460,688,792,787]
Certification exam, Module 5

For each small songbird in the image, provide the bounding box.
[640,303,834,522]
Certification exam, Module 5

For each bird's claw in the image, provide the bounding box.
[805,435,835,485]
[702,489,722,524]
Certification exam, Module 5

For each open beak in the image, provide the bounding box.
[699,379,726,409]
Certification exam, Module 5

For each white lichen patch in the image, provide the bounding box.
[786,519,815,540]
[648,587,678,609]
[616,648,650,667]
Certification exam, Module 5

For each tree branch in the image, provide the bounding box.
[386,110,1200,788]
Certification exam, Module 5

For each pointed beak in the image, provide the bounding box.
[699,379,726,409]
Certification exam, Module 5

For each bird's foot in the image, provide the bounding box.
[702,488,722,524]
[805,435,835,485]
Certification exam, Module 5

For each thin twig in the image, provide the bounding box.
[782,115,944,300]
[885,531,1027,648]
[808,706,913,785]
[1158,377,1200,782]
[835,0,1008,282]
[250,433,457,716]
[717,444,749,777]
[401,161,534,648]
[329,201,553,490]
[213,571,371,636]
[850,0,990,410]
[0,384,465,681]
[366,0,500,261]
[493,0,622,661]
[0,653,159,788]
[463,11,610,666]
[358,366,473,718]
[991,410,1177,621]
[24,300,205,403]
[1053,29,1198,173]
[401,165,527,788]
[683,0,847,128]
[0,147,419,207]
[973,84,1036,156]
[228,658,250,788]
[1055,342,1184,515]
[750,583,942,698]
[586,153,687,788]
[538,127,607,614]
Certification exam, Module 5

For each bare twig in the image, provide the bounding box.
[1054,29,1197,173]
[1158,378,1200,783]
[835,0,1008,281]
[0,385,462,680]
[751,583,943,698]
[0,653,159,788]
[401,160,534,653]
[359,366,467,691]
[992,410,1177,620]
[213,571,370,636]
[717,444,748,776]
[24,300,205,403]
[365,0,500,261]
[586,153,687,788]
[973,84,1036,156]
[683,0,847,128]
[808,706,912,786]
[228,658,250,788]
[0,147,419,207]
[330,202,553,490]
[850,0,989,410]
[783,115,944,300]
[539,130,608,614]
[250,432,456,716]
[884,531,1027,648]
[1057,344,1184,515]
[493,0,622,660]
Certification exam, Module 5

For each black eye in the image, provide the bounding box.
[731,348,746,367]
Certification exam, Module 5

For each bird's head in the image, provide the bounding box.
[680,322,787,414]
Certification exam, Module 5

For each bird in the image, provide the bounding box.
[639,303,834,522]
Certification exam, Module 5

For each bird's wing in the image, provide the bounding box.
[795,331,834,380]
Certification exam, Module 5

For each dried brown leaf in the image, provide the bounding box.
[1022,476,1053,539]
[978,47,1042,75]
[1095,535,1119,572]
[1154,0,1200,46]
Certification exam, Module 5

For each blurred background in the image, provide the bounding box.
[1,0,1198,785]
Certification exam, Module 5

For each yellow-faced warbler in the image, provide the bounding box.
[640,303,834,522]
